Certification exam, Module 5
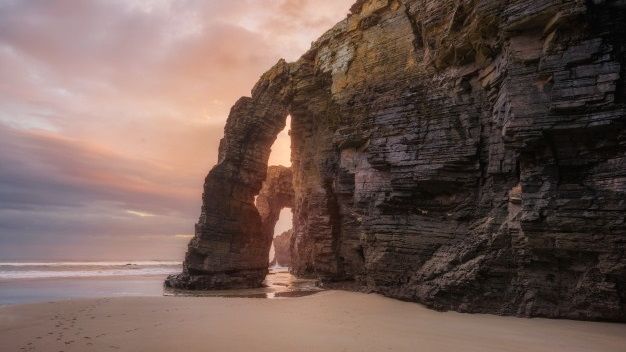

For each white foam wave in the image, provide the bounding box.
[0,261,181,267]
[0,267,180,280]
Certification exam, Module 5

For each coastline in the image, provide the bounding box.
[0,269,317,305]
[0,275,168,306]
[1,291,625,352]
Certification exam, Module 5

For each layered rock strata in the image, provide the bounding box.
[168,0,626,321]
[165,159,293,288]
[256,166,294,238]
[271,229,293,267]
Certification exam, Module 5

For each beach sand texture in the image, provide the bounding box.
[1,290,625,352]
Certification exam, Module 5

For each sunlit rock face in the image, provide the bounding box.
[271,229,293,267]
[256,166,294,236]
[168,0,626,321]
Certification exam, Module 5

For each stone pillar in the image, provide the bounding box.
[166,61,293,290]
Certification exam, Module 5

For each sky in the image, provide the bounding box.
[0,0,353,261]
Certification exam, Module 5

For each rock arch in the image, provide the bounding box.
[256,166,294,241]
[165,61,294,289]
[166,0,626,321]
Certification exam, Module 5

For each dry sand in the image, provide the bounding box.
[1,290,625,352]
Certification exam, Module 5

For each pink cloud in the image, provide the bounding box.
[0,0,354,260]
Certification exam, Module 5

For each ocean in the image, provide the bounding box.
[0,261,181,280]
[0,262,318,305]
[0,261,181,305]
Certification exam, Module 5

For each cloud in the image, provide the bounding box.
[0,0,353,260]
[0,123,200,213]
[126,210,157,218]
[0,122,200,260]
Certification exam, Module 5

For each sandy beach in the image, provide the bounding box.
[1,291,625,352]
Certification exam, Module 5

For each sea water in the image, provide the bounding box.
[0,261,181,305]
[0,262,320,305]
[0,261,181,280]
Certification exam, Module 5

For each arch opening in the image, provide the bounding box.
[257,115,294,271]
[268,115,292,167]
[165,59,295,290]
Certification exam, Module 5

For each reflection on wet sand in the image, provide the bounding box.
[163,267,322,299]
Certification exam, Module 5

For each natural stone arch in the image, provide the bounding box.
[256,165,294,244]
[168,1,626,321]
[166,60,294,290]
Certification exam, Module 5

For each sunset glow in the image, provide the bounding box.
[0,0,353,260]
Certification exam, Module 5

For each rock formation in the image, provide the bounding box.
[168,0,626,321]
[165,163,293,289]
[256,166,294,238]
[271,229,293,267]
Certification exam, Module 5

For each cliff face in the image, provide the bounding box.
[168,0,626,321]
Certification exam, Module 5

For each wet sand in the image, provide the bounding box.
[1,291,625,352]
[0,275,167,305]
[0,268,308,305]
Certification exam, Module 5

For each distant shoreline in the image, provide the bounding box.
[0,269,302,306]
[0,261,182,281]
[0,273,169,284]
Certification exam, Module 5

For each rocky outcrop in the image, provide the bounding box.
[169,0,626,321]
[164,65,292,290]
[256,166,294,237]
[165,162,293,289]
[271,229,293,267]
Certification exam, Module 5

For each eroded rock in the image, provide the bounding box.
[256,166,294,236]
[271,229,293,267]
[169,0,626,321]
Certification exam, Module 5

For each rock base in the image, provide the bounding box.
[164,270,268,290]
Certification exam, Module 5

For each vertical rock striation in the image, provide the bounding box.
[169,0,626,321]
[256,166,294,239]
[271,229,293,267]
